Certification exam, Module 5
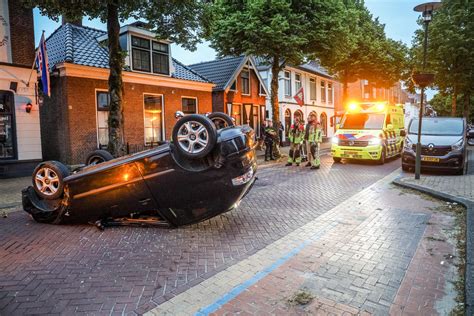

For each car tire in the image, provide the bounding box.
[207,112,235,129]
[402,164,410,172]
[85,149,114,165]
[333,157,342,163]
[172,114,217,159]
[377,147,386,165]
[32,161,70,200]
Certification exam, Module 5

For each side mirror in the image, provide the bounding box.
[400,130,406,137]
[468,129,474,139]
[386,124,394,131]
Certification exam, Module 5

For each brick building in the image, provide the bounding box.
[341,80,408,111]
[42,22,214,164]
[189,56,268,137]
[0,0,41,177]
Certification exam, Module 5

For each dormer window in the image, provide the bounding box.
[131,35,169,75]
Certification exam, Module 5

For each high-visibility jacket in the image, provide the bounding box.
[308,126,323,143]
[288,123,305,144]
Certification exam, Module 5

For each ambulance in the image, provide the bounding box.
[331,102,405,164]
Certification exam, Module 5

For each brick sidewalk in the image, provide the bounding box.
[395,173,474,315]
[149,170,464,315]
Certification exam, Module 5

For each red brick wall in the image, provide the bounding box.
[224,69,266,109]
[41,76,212,164]
[8,0,35,67]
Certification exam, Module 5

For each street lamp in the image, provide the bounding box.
[412,1,442,180]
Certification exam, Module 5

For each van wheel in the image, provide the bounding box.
[402,164,410,172]
[377,148,386,165]
[32,161,70,200]
[333,157,342,163]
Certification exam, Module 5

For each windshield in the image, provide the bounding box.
[340,113,385,130]
[409,119,464,136]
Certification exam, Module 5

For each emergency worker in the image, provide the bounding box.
[305,114,316,166]
[285,118,305,166]
[308,121,323,169]
[263,119,276,161]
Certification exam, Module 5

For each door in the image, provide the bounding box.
[0,91,16,160]
[251,105,259,137]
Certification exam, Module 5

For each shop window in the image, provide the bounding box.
[96,91,110,148]
[144,95,163,145]
[182,97,197,114]
[0,91,15,159]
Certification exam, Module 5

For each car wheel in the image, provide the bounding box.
[377,148,386,165]
[402,164,410,172]
[172,114,217,159]
[32,161,70,200]
[207,112,235,129]
[86,149,114,165]
[333,157,342,163]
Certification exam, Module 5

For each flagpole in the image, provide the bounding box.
[26,30,44,87]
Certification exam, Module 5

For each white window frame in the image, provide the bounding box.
[241,69,251,96]
[283,71,291,97]
[130,34,171,76]
[295,73,302,91]
[321,80,326,103]
[181,96,199,114]
[309,77,317,101]
[143,93,165,144]
[328,82,333,104]
[95,89,110,148]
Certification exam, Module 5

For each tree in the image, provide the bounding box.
[24,0,208,157]
[206,0,349,127]
[410,0,474,118]
[322,0,409,105]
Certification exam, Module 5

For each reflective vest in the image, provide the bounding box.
[288,123,305,144]
[308,126,323,143]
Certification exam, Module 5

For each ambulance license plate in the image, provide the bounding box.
[421,156,439,162]
[344,151,359,155]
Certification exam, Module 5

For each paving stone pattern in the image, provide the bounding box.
[151,170,459,315]
[0,156,399,315]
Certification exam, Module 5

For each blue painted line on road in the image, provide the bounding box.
[195,222,338,316]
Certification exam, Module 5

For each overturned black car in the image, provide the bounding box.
[22,113,257,228]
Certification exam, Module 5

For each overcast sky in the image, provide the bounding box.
[33,0,433,97]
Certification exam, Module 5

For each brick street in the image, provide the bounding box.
[0,155,464,315]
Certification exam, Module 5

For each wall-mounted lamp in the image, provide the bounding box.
[25,102,33,113]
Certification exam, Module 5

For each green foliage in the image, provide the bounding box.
[207,0,349,123]
[410,0,474,117]
[323,0,409,97]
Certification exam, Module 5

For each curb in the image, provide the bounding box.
[393,178,473,316]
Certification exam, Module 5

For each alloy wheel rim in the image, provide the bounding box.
[177,121,209,154]
[35,167,60,196]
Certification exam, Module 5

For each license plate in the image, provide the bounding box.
[421,156,440,162]
[344,151,359,155]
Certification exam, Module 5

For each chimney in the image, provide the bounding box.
[61,16,82,26]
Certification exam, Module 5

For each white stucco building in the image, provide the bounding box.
[256,60,340,141]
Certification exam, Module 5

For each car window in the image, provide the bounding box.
[340,113,385,130]
[409,119,464,136]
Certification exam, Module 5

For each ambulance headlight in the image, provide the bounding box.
[332,136,339,145]
[451,139,464,152]
[368,138,382,146]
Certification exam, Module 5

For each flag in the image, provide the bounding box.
[293,87,304,106]
[35,32,50,97]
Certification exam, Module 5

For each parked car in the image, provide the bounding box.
[22,113,257,228]
[402,117,471,174]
